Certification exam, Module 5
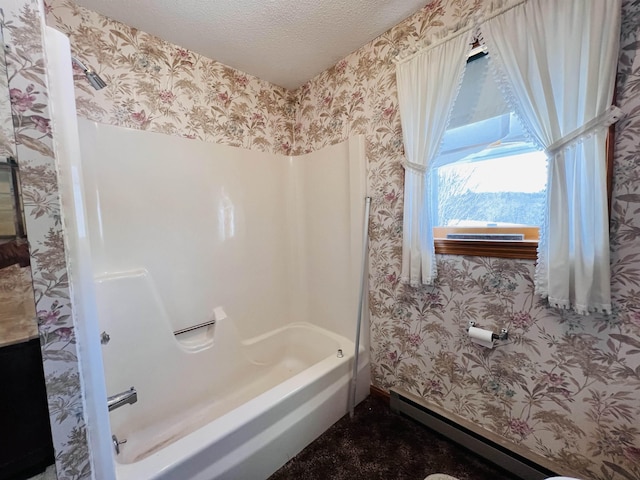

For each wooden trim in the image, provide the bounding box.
[370,385,390,404]
[607,85,617,217]
[434,239,538,259]
[432,226,538,259]
[606,120,615,217]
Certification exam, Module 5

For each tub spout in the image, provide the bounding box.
[107,387,137,411]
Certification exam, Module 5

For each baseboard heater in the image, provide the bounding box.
[389,388,564,480]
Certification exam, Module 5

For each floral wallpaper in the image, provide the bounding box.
[45,0,295,155]
[292,1,640,479]
[2,0,639,479]
[3,1,90,478]
[0,23,14,158]
[0,16,37,347]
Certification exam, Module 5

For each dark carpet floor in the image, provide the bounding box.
[268,394,520,480]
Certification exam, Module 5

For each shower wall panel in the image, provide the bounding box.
[77,119,366,343]
[78,119,293,338]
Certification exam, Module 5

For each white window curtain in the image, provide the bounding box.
[482,0,622,314]
[396,30,472,286]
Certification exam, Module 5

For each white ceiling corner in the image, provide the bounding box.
[75,0,431,89]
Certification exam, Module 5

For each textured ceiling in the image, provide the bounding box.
[75,0,430,89]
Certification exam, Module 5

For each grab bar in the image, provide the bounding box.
[173,319,216,336]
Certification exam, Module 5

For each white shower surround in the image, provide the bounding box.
[72,119,370,479]
[49,27,369,479]
[78,118,368,342]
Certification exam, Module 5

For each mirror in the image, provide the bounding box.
[0,15,55,480]
[0,157,27,239]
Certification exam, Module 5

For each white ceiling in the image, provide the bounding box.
[75,0,429,89]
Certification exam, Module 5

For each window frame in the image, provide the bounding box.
[433,125,615,259]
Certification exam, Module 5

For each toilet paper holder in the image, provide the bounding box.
[467,321,508,341]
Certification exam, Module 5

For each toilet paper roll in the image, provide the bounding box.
[468,326,494,348]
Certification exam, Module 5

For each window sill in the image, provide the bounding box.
[434,238,538,260]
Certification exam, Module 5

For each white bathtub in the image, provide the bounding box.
[108,319,364,480]
[96,268,369,479]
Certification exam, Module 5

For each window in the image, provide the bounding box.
[429,49,546,259]
[396,1,619,309]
